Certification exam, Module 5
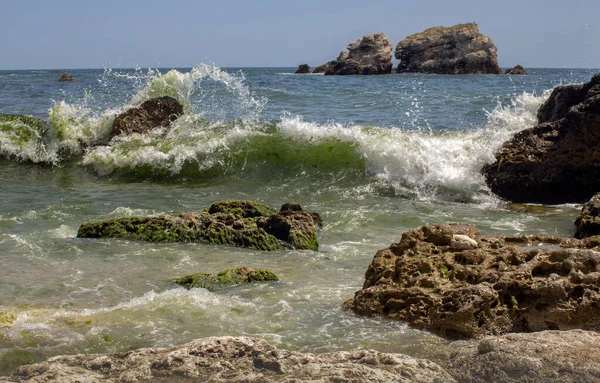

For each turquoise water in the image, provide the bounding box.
[0,65,595,375]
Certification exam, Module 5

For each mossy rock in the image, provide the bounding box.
[0,311,17,328]
[0,113,52,148]
[204,200,277,218]
[175,267,278,291]
[77,200,321,251]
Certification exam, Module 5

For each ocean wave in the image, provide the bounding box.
[0,64,547,202]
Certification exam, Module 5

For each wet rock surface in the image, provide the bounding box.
[484,73,600,203]
[504,65,527,75]
[77,200,322,251]
[448,330,600,383]
[395,23,502,74]
[345,224,600,339]
[176,266,278,291]
[322,33,393,75]
[575,193,600,239]
[109,96,184,140]
[2,336,455,383]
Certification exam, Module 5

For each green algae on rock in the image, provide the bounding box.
[77,200,321,251]
[176,266,278,291]
[0,311,17,328]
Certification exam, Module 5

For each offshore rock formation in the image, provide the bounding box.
[575,193,600,239]
[57,73,73,81]
[1,337,454,383]
[395,23,502,74]
[109,96,184,140]
[484,73,600,203]
[294,64,310,74]
[312,61,334,74]
[322,33,393,75]
[77,200,322,251]
[505,65,527,75]
[449,330,600,383]
[176,266,278,291]
[345,224,600,339]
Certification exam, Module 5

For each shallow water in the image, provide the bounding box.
[0,65,594,375]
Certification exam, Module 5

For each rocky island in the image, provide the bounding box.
[395,23,502,74]
[316,33,393,75]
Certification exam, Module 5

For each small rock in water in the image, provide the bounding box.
[58,73,73,81]
[175,266,278,291]
[294,64,310,74]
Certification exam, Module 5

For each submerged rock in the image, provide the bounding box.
[395,23,502,74]
[294,64,310,74]
[322,33,393,75]
[345,224,600,339]
[484,73,600,203]
[575,193,600,239]
[109,96,184,140]
[505,64,527,75]
[77,200,321,251]
[449,330,600,383]
[57,73,72,81]
[176,266,278,291]
[4,336,455,383]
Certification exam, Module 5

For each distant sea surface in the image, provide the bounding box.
[0,66,597,375]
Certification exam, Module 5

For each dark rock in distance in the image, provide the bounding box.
[449,330,600,383]
[58,73,73,81]
[176,266,278,291]
[294,64,310,74]
[575,193,600,239]
[505,65,527,75]
[345,224,600,339]
[483,73,600,203]
[322,33,393,75]
[109,96,184,140]
[77,200,321,251]
[395,23,502,74]
[312,61,334,74]
[4,337,455,383]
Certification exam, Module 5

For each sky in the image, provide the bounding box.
[1,0,598,70]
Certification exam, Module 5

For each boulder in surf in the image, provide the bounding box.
[484,73,600,203]
[345,223,600,338]
[109,96,184,140]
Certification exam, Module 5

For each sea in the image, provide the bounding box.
[0,65,597,374]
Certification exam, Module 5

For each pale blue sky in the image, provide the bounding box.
[1,0,598,69]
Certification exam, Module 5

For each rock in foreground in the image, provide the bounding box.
[345,224,600,338]
[484,73,600,203]
[323,33,393,75]
[109,96,184,140]
[77,200,321,251]
[505,65,527,75]
[395,23,502,74]
[3,336,454,383]
[449,330,600,383]
[176,266,278,291]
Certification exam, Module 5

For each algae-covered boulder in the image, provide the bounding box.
[0,113,54,161]
[176,266,278,291]
[77,200,321,251]
[0,310,17,327]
